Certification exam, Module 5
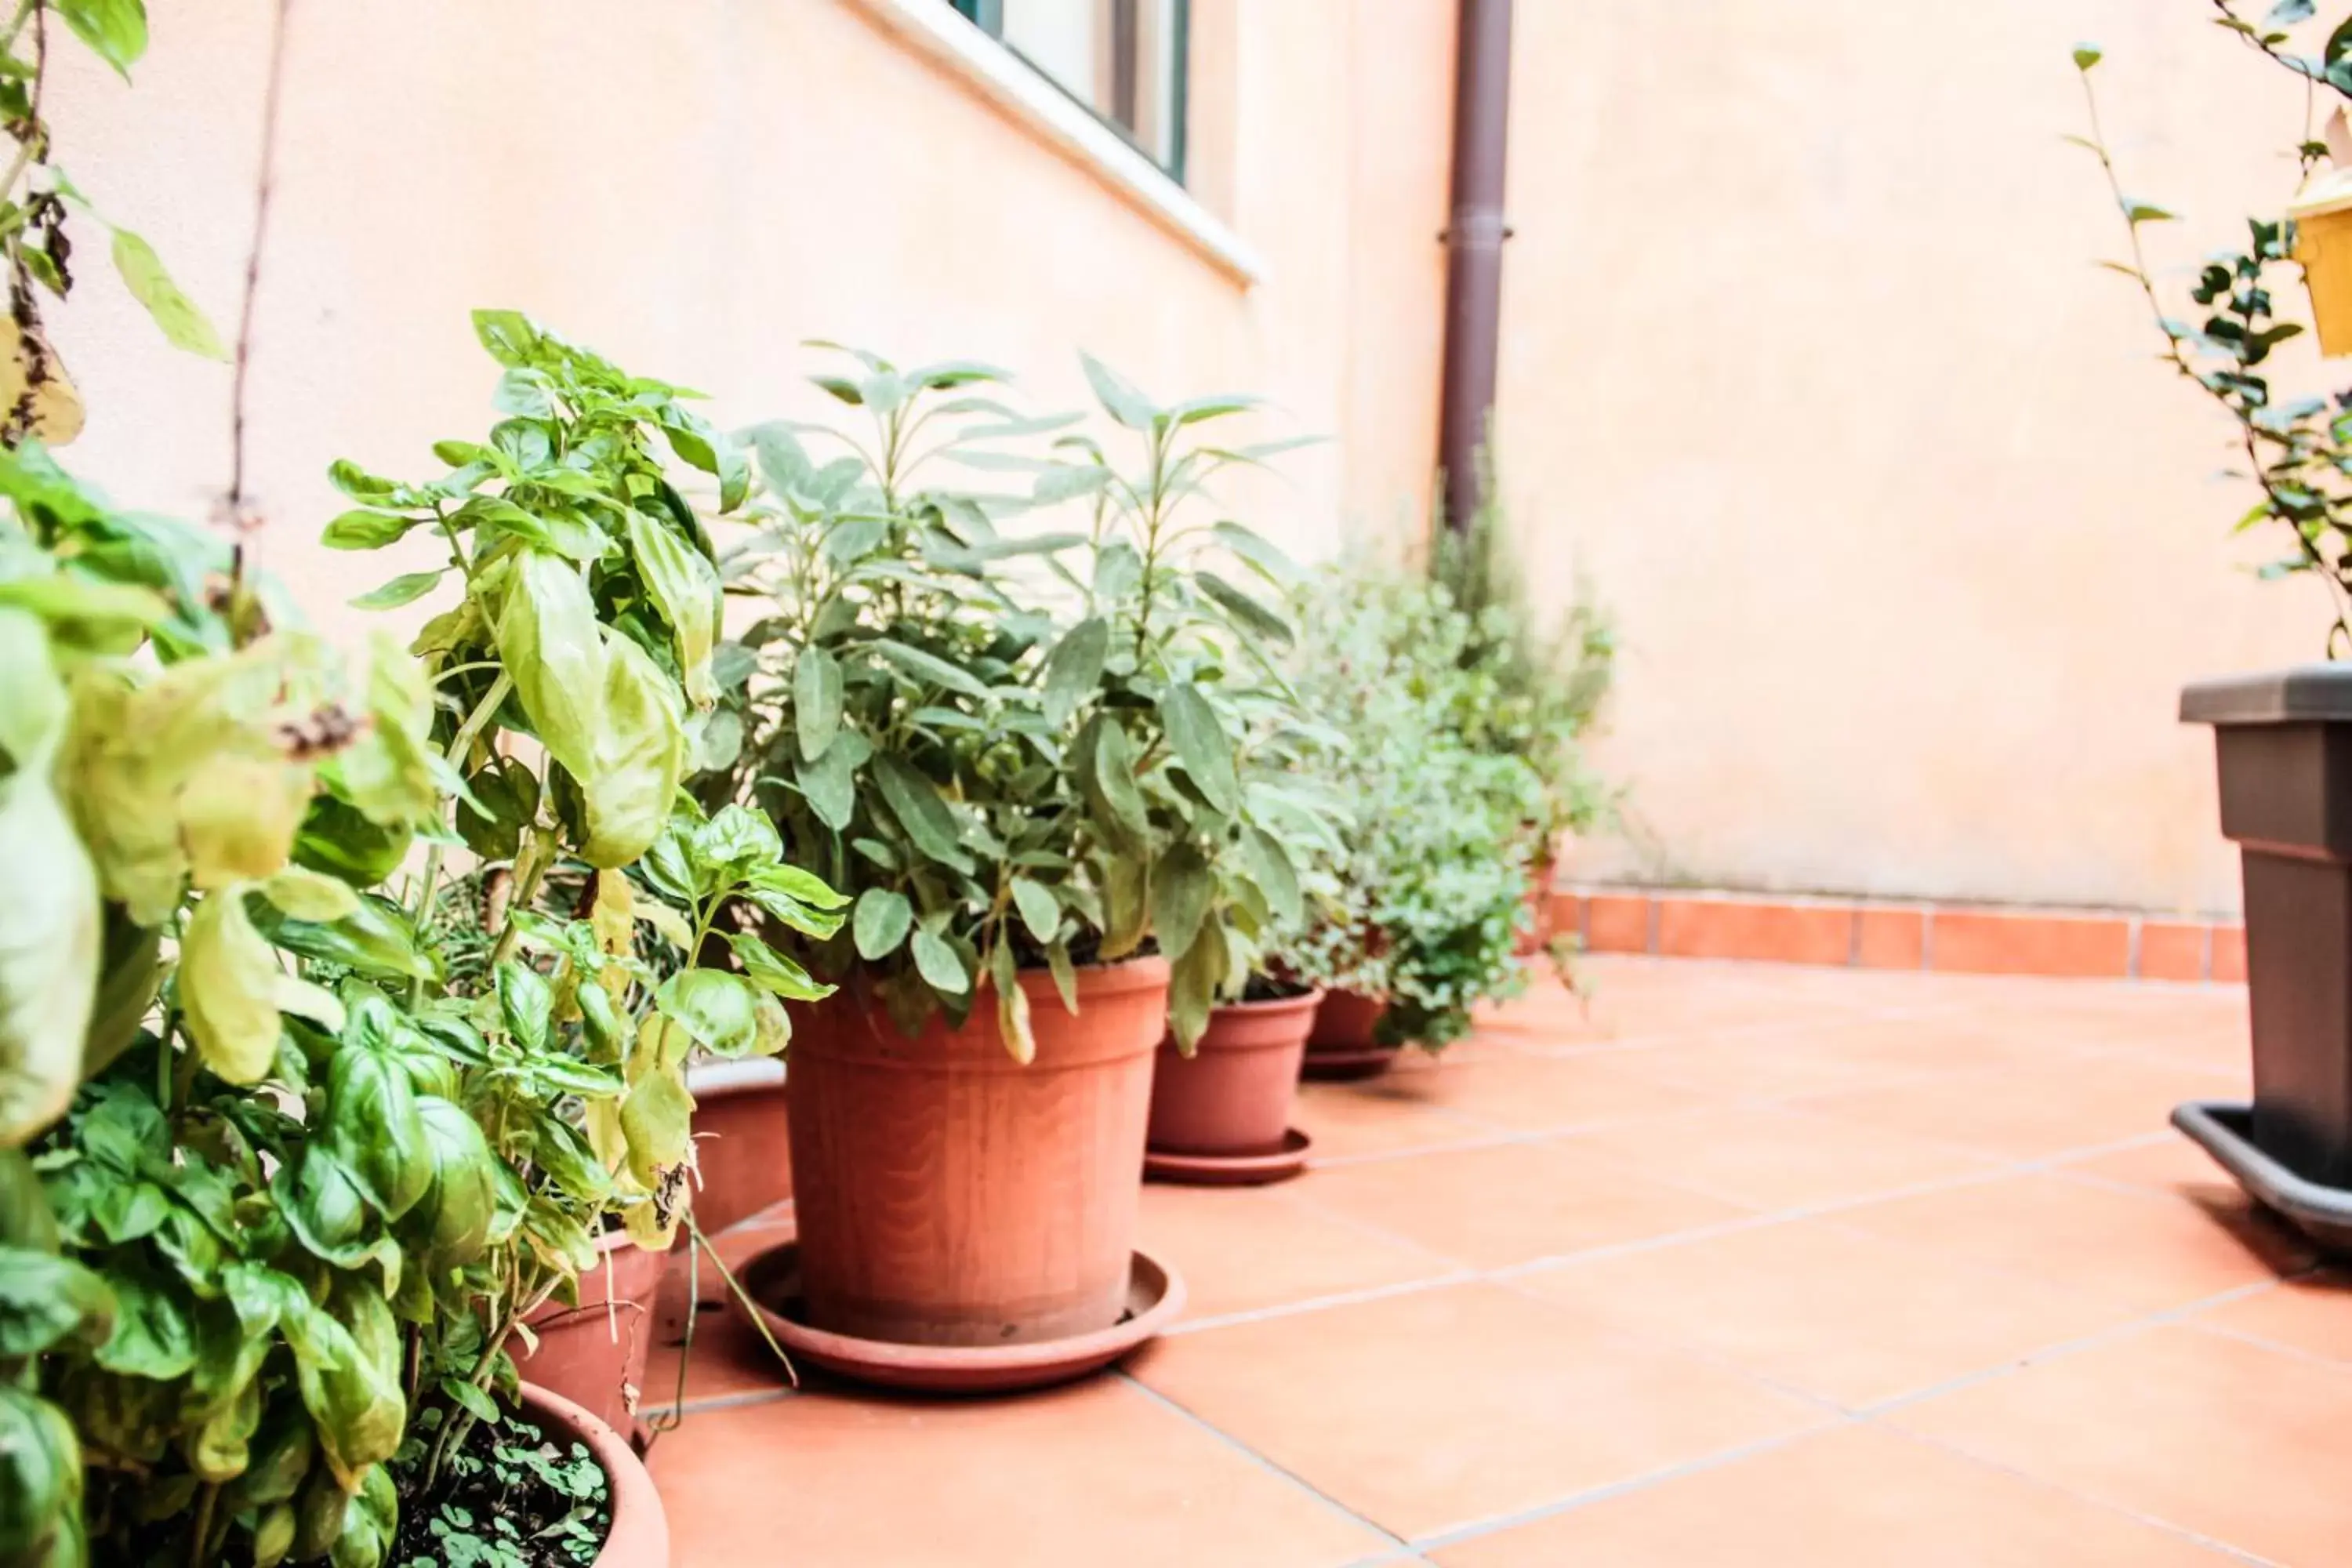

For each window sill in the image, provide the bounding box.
[845,0,1262,287]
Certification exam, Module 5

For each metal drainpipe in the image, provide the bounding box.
[1436,0,1514,532]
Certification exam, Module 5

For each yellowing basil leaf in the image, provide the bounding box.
[180,889,291,1084]
[495,550,605,786]
[619,1067,694,1187]
[573,630,684,869]
[0,721,99,1146]
[626,510,721,711]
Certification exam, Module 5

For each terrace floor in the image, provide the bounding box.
[640,956,2352,1566]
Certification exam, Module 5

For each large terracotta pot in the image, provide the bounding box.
[682,1058,791,1236]
[516,1232,667,1437]
[786,957,1170,1347]
[1302,988,1398,1080]
[519,1382,670,1566]
[1148,991,1320,1156]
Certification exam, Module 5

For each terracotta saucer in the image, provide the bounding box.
[733,1243,1186,1395]
[1145,1127,1312,1186]
[1300,1044,1399,1081]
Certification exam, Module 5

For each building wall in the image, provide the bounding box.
[1503,0,2318,917]
[42,0,1452,629]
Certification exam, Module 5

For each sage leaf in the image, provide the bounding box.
[1041,615,1108,728]
[873,755,975,873]
[1010,876,1060,945]
[911,928,970,995]
[1159,682,1239,814]
[1150,842,1214,960]
[852,889,913,960]
[795,644,843,762]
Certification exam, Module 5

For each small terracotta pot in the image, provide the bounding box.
[519,1382,669,1566]
[786,957,1171,1348]
[682,1058,791,1236]
[515,1232,667,1438]
[1148,991,1321,1156]
[1302,989,1398,1080]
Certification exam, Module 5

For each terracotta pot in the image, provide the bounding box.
[682,1058,791,1236]
[786,957,1170,1347]
[519,1382,670,1566]
[1148,991,1321,1157]
[515,1232,667,1437]
[1302,989,1398,1080]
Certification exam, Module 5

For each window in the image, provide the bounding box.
[949,0,1189,180]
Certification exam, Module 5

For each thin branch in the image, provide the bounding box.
[223,0,294,546]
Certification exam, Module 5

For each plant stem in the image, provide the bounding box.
[186,1481,218,1568]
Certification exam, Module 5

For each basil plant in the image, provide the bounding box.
[0,315,840,1566]
[1271,559,1545,1050]
[699,347,1324,1054]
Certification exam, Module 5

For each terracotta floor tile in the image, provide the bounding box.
[1293,1076,1500,1160]
[1137,1182,1458,1322]
[644,1207,804,1410]
[1831,1171,2311,1315]
[1129,1282,1825,1541]
[1894,1324,2352,1566]
[1515,1218,2128,1406]
[1432,1422,2234,1567]
[2059,1134,2243,1198]
[1296,1138,1749,1269]
[2195,1272,2352,1363]
[1797,1054,2242,1160]
[1557,1102,2002,1211]
[1381,1052,1714,1133]
[650,1375,1393,1568]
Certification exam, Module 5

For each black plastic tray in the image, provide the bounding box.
[2174,1100,2352,1253]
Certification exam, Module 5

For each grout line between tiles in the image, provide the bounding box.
[1163,1268,1484,1337]
[1406,1418,1857,1553]
[1114,1371,1417,1555]
[1867,1422,2284,1567]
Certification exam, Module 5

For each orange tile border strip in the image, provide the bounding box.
[1552,888,2245,984]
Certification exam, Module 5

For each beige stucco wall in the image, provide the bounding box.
[44,0,1450,630]
[1507,0,2322,917]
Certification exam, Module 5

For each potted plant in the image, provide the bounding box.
[698,346,1307,1384]
[1142,699,1348,1185]
[2078,20,2352,1245]
[1279,557,1548,1077]
[1432,452,1619,962]
[0,315,837,1564]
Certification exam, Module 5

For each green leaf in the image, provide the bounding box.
[1167,393,1263,426]
[495,960,551,1052]
[109,227,225,358]
[495,549,607,785]
[656,969,760,1057]
[2071,42,2103,71]
[853,888,914,960]
[325,1039,430,1221]
[1150,843,1214,960]
[1209,521,1300,583]
[321,510,420,551]
[911,928,970,995]
[794,733,863,831]
[2125,199,2178,225]
[1080,351,1156,430]
[1045,939,1079,1014]
[0,1386,80,1565]
[1087,720,1151,848]
[728,932,832,1004]
[873,756,975,873]
[1196,570,1294,648]
[0,1247,111,1357]
[56,0,147,78]
[1010,877,1060,945]
[1241,826,1302,927]
[401,1096,493,1271]
[866,637,993,701]
[349,570,445,610]
[2270,0,2315,24]
[1159,682,1240,814]
[1041,616,1108,728]
[795,644,843,762]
